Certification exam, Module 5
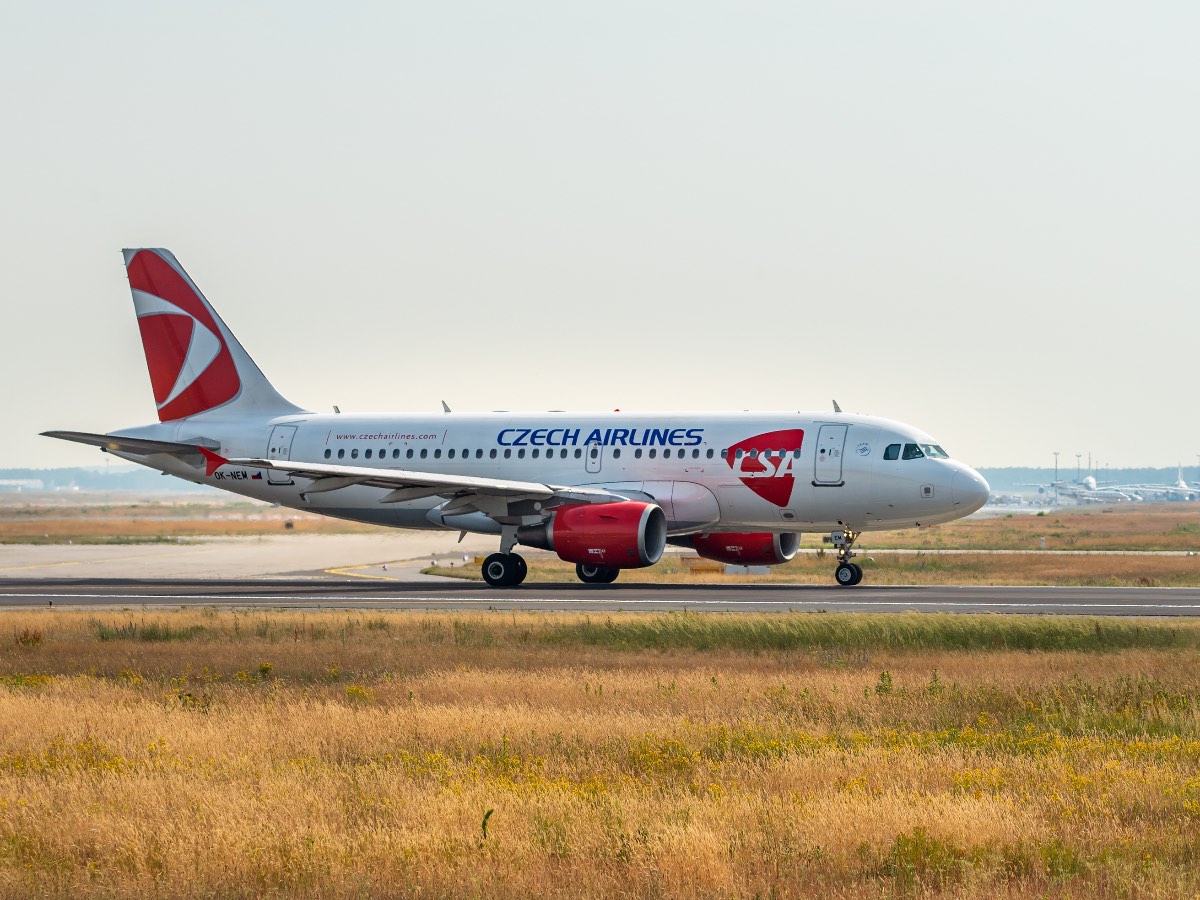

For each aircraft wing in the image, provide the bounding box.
[229,457,621,506]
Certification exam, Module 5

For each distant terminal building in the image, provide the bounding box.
[0,479,44,492]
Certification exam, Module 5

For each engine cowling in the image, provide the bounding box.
[690,532,800,566]
[517,502,667,568]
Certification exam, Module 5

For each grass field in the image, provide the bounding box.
[1,609,1199,898]
[2,498,1199,550]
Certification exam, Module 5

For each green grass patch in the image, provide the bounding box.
[94,619,208,642]
[536,612,1200,653]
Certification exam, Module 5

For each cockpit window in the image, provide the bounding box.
[921,444,949,459]
[883,443,900,461]
[901,443,924,460]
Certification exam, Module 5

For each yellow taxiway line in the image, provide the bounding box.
[324,563,401,581]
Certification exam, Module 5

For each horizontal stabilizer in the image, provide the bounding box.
[41,430,217,469]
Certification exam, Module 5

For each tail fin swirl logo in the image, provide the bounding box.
[726,429,806,506]
[127,250,241,421]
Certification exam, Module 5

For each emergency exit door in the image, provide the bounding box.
[813,424,847,485]
[584,441,604,475]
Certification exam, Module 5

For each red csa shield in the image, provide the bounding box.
[725,429,805,507]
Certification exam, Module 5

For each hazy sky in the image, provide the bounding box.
[3,2,1197,469]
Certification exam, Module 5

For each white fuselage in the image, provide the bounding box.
[117,409,990,536]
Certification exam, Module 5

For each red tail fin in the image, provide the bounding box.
[124,249,302,422]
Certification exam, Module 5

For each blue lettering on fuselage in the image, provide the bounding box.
[495,426,705,447]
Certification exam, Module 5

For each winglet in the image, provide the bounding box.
[198,447,229,476]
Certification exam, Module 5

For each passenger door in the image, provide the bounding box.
[813,424,847,485]
[266,425,297,484]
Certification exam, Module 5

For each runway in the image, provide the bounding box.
[2,578,1200,615]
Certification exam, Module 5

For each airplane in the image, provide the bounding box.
[1025,475,1142,504]
[1110,468,1199,503]
[43,249,990,588]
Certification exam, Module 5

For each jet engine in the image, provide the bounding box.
[689,532,800,566]
[517,501,667,568]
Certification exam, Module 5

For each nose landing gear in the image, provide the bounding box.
[831,528,863,586]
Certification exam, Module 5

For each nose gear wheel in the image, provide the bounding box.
[831,528,863,587]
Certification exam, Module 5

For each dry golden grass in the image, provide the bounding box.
[0,609,1198,898]
[860,503,1200,552]
[0,501,375,543]
[5,499,1200,552]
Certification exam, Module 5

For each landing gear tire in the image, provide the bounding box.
[830,527,864,586]
[482,552,526,587]
[576,563,620,585]
[835,562,864,586]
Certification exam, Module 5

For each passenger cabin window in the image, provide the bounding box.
[489,449,497,459]
[406,449,414,459]
[351,448,359,459]
[574,449,582,459]
[884,444,900,461]
[420,449,428,459]
[634,449,642,459]
[902,443,924,460]
[392,449,399,459]
[517,449,525,459]
[531,449,539,459]
[338,449,345,459]
[476,449,483,459]
[448,449,455,459]
[706,449,714,459]
[365,449,372,459]
[434,449,441,459]
[324,449,331,459]
[613,449,621,459]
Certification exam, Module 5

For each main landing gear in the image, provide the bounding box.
[481,552,527,587]
[576,563,619,585]
[831,528,863,587]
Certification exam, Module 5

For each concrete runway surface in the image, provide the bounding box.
[2,578,1199,615]
[1,535,1198,615]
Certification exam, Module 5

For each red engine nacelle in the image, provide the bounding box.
[517,502,667,568]
[690,532,800,566]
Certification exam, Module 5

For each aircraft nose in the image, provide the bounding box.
[952,468,990,513]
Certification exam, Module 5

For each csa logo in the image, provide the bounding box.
[725,429,805,507]
[856,443,871,457]
[127,250,241,422]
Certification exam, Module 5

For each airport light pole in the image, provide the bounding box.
[1053,451,1059,505]
[1076,453,1082,482]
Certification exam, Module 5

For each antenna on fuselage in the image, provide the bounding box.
[441,401,452,413]
[832,399,842,413]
